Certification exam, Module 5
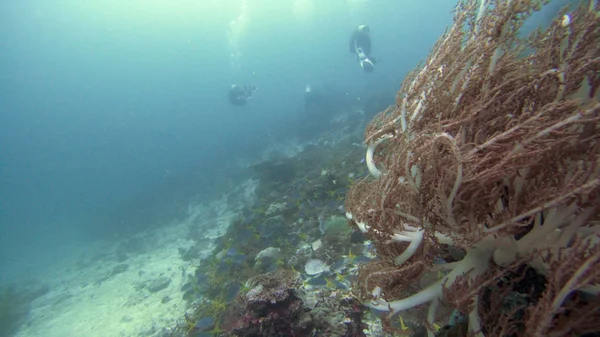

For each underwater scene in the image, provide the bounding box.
[1,0,599,336]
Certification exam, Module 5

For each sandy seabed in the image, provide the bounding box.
[12,221,220,337]
[10,181,253,337]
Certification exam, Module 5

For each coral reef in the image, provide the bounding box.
[168,139,369,336]
[345,0,600,336]
[221,269,367,337]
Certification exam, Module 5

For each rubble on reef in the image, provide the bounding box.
[220,269,367,337]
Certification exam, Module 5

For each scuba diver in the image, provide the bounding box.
[349,25,377,73]
[304,84,323,113]
[227,84,257,106]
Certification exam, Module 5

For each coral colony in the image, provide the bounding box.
[345,0,600,336]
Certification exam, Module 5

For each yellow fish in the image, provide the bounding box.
[399,315,408,331]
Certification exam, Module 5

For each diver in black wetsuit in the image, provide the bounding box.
[303,84,323,113]
[349,25,377,73]
[227,84,257,106]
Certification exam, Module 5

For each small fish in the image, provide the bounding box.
[231,253,247,264]
[305,276,327,287]
[225,283,241,302]
[181,282,194,293]
[244,214,256,224]
[237,229,254,240]
[333,280,349,290]
[195,316,215,331]
[432,257,447,264]
[353,255,372,264]
[195,270,207,283]
[331,258,349,273]
[182,288,198,301]
[399,315,409,331]
[217,261,230,273]
[226,247,238,257]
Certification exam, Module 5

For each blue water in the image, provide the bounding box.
[0,0,572,286]
[0,0,456,279]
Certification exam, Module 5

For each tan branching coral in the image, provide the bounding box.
[345,0,600,336]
